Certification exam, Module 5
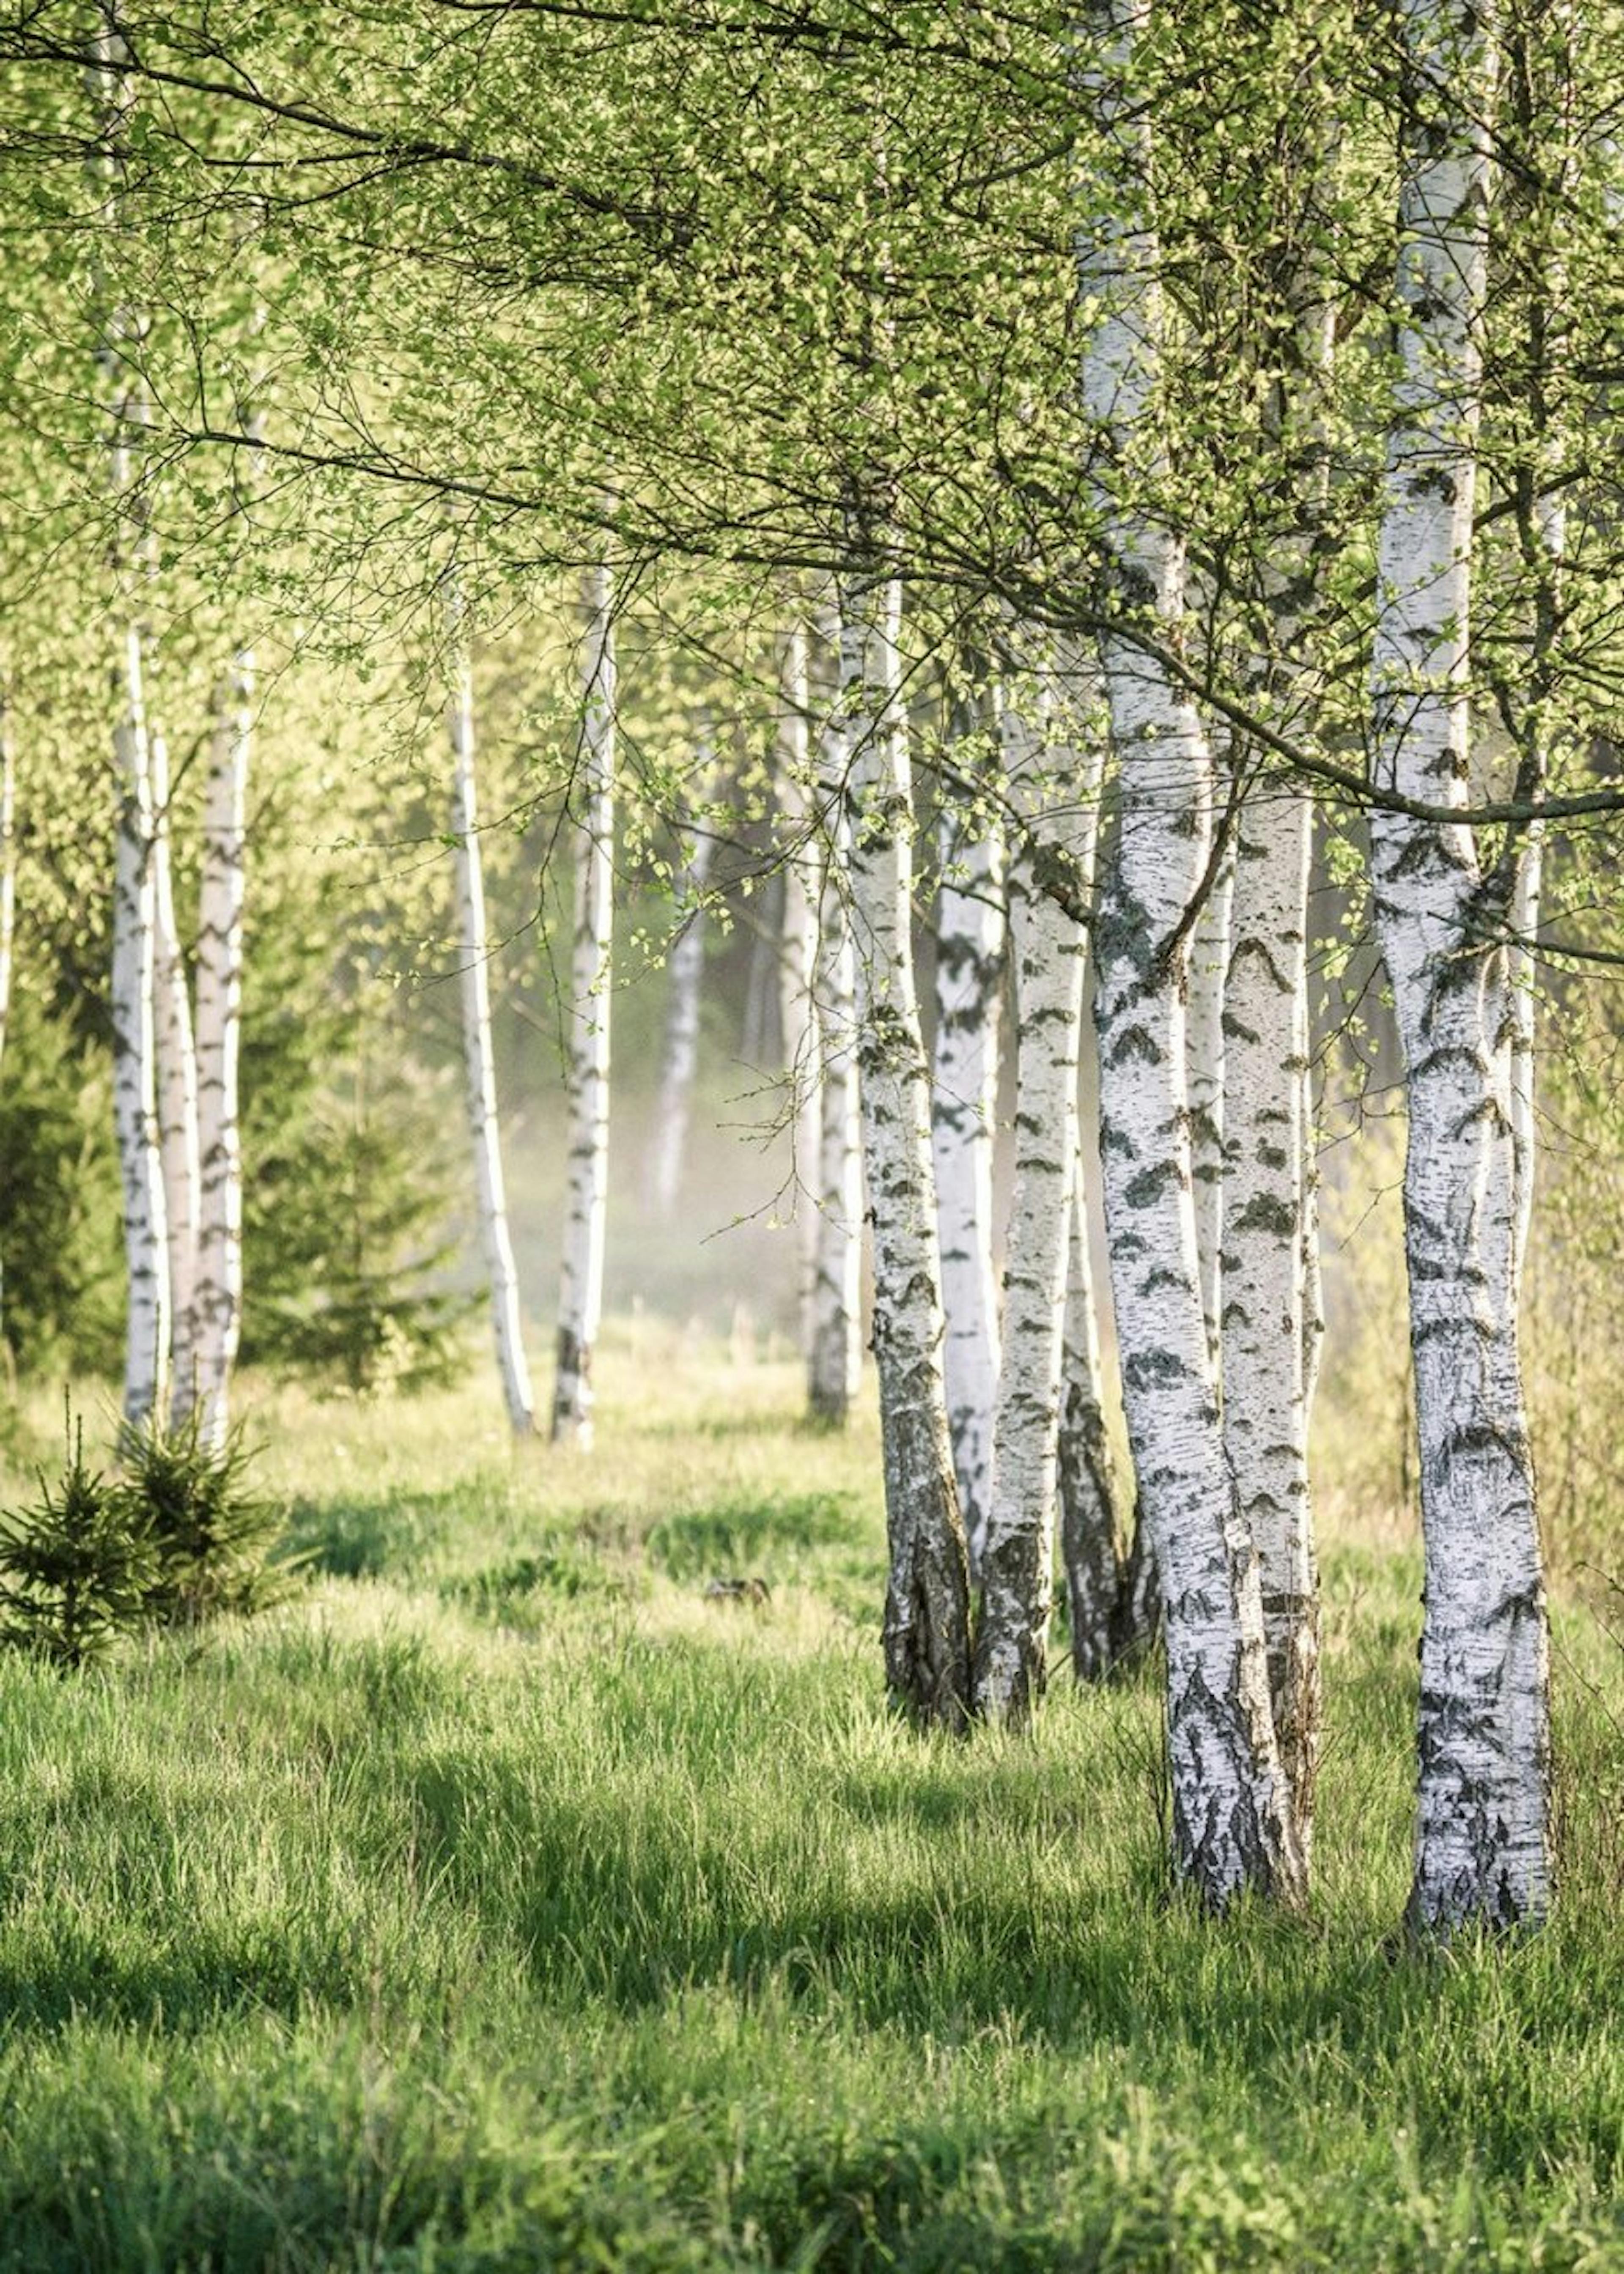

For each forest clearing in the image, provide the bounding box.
[1,0,1623,2264]
[0,1347,1617,2273]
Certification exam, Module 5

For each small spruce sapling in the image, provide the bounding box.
[0,1407,155,1668]
[117,1408,294,1624]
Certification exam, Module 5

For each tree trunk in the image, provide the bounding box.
[192,318,261,1451]
[193,634,250,1448]
[774,624,823,1339]
[150,724,202,1421]
[646,737,715,1217]
[839,557,971,1725]
[552,556,615,1448]
[808,605,863,1424]
[1370,0,1549,1932]
[88,20,170,1427]
[447,575,536,1436]
[1221,782,1319,1842]
[1058,1150,1126,1681]
[931,678,1005,1580]
[1081,0,1303,1907]
[973,656,1091,1727]
[1185,828,1232,1371]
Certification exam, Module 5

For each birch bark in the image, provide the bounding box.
[193,339,261,1448]
[646,738,715,1218]
[1185,832,1232,1370]
[973,657,1092,1726]
[1221,779,1318,1835]
[151,725,202,1419]
[1081,0,1302,1905]
[839,557,971,1723]
[447,575,535,1435]
[88,18,169,1426]
[931,679,1005,1579]
[808,607,863,1424]
[551,555,616,1448]
[193,619,250,1446]
[774,625,823,1340]
[1369,0,1549,1931]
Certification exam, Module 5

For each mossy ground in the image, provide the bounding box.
[0,1330,1618,2271]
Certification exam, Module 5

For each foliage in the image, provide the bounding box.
[0,1002,123,1379]
[247,1029,475,1397]
[116,1408,295,1626]
[0,1412,154,1668]
[0,1353,1613,2268]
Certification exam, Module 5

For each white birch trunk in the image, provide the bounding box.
[1185,832,1232,1370]
[1057,1148,1126,1680]
[931,683,1005,1580]
[150,726,202,1421]
[1081,0,1302,1906]
[89,20,170,1426]
[552,556,615,1448]
[808,607,864,1424]
[1221,782,1319,1838]
[110,624,170,1426]
[447,576,536,1436]
[1369,0,1549,1931]
[192,335,261,1450]
[973,658,1091,1726]
[839,557,971,1722]
[193,635,250,1448]
[774,625,824,1341]
[646,739,715,1218]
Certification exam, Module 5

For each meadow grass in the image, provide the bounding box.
[0,1331,1618,2271]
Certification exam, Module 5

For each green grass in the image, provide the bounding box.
[0,1330,1619,2271]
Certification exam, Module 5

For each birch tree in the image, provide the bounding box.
[192,299,262,1448]
[774,623,824,1339]
[1081,0,1303,1906]
[931,676,1005,1578]
[973,653,1094,1726]
[552,552,616,1449]
[88,17,169,1425]
[840,552,971,1723]
[645,733,715,1218]
[1369,0,1550,1931]
[447,573,536,1436]
[150,723,202,1418]
[807,607,864,1425]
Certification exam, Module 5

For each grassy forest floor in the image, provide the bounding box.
[0,1330,1619,2272]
